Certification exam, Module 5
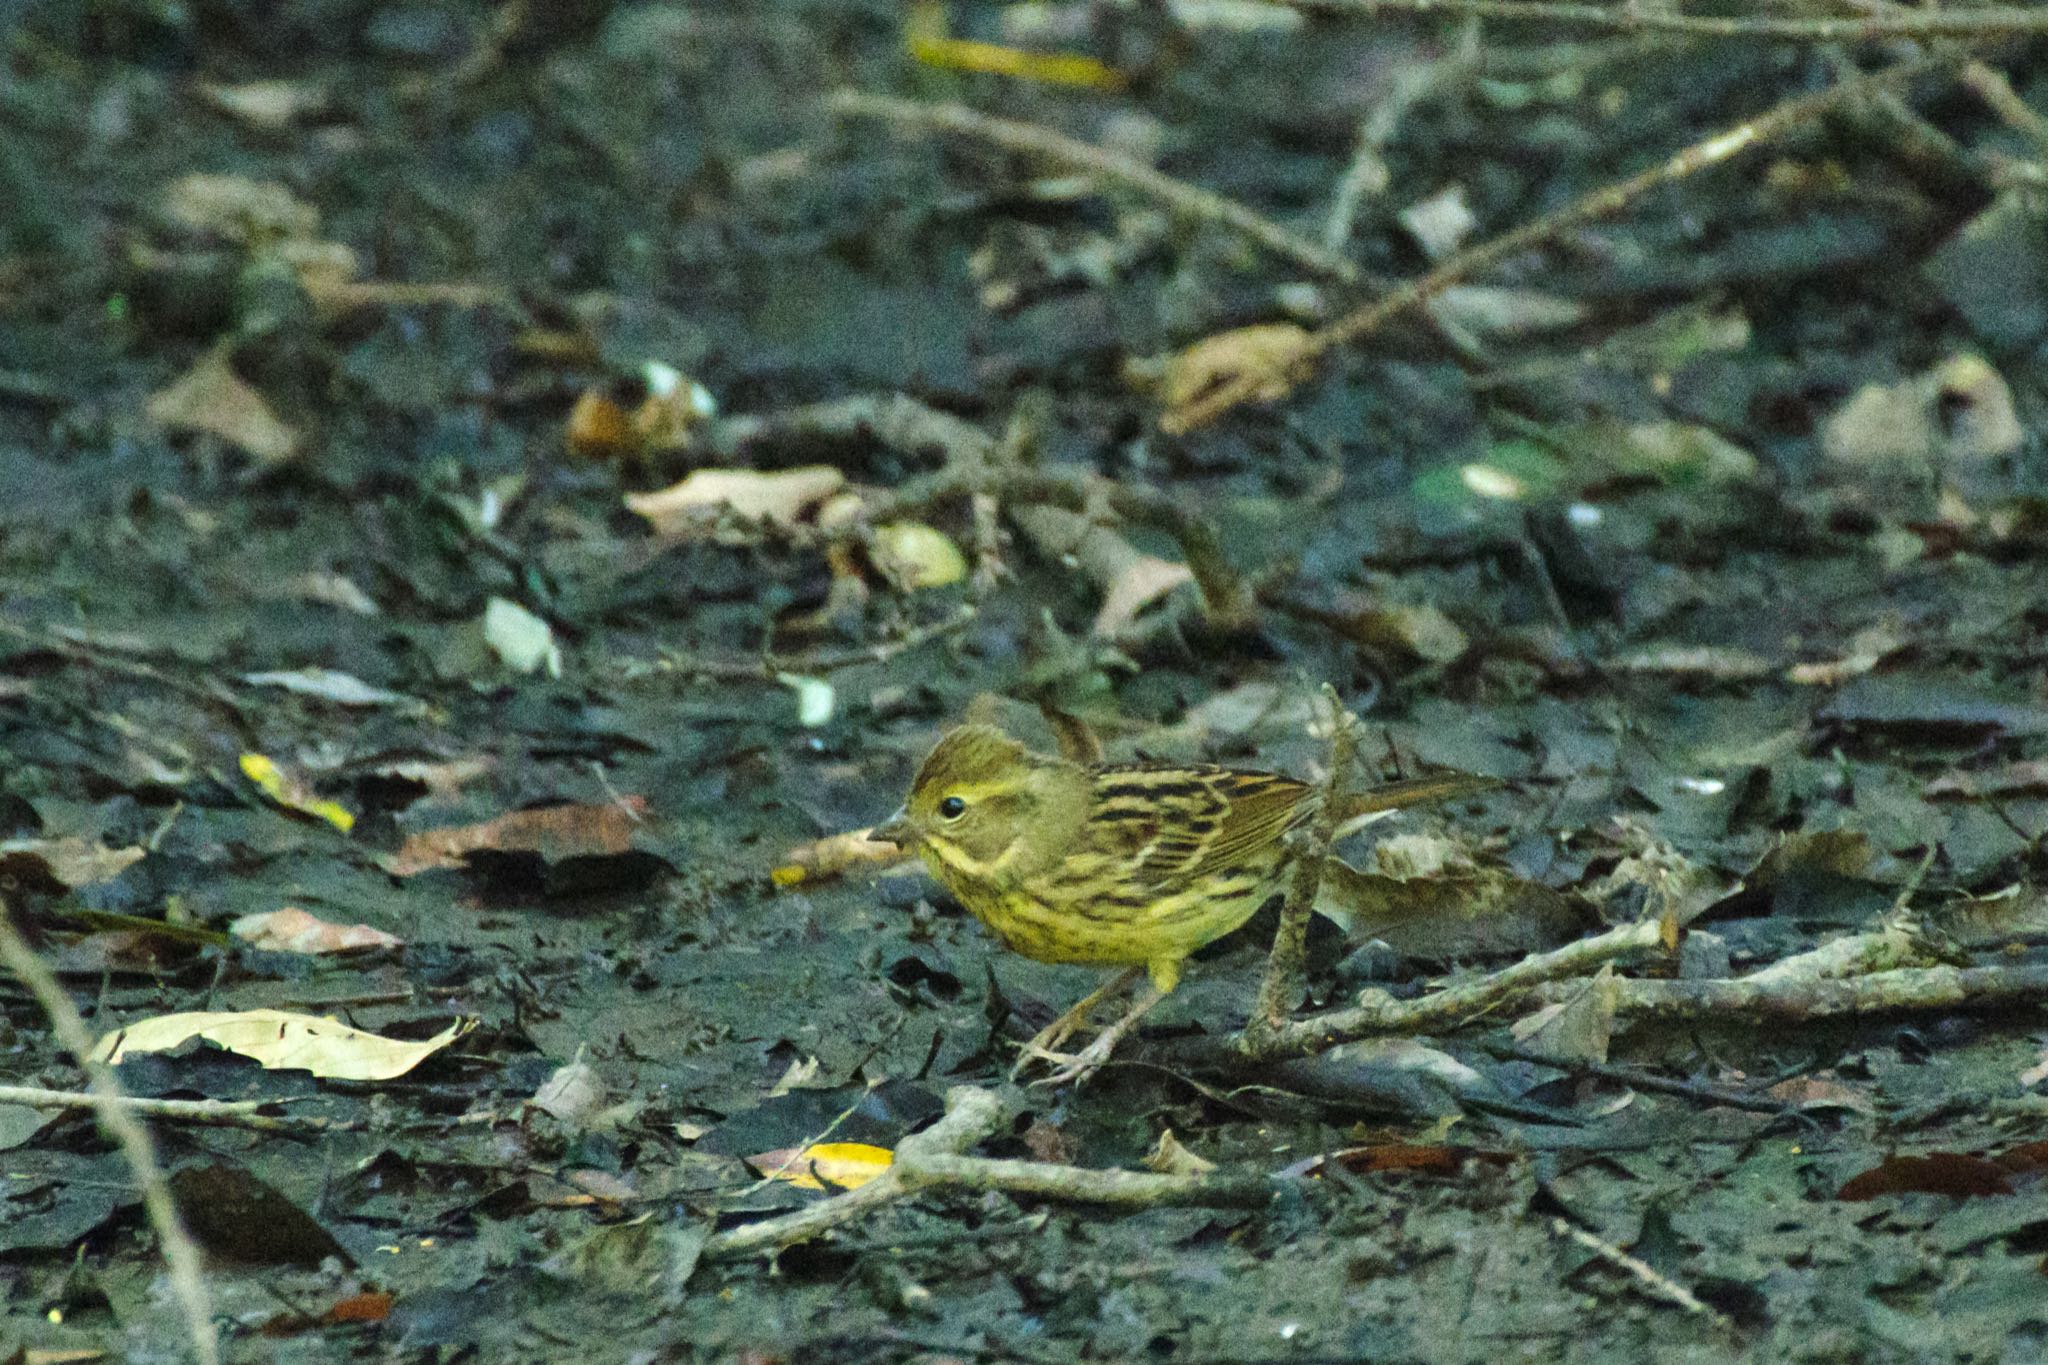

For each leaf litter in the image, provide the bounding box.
[2,5,2048,1363]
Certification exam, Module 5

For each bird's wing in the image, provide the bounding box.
[1081,764,1312,890]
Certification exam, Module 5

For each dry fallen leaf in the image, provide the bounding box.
[146,347,298,465]
[0,836,145,891]
[1158,323,1313,431]
[91,1009,470,1082]
[386,798,647,876]
[231,907,401,955]
[625,466,846,539]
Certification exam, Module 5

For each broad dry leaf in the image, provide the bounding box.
[146,348,297,464]
[231,907,401,955]
[747,1141,894,1191]
[91,1009,469,1081]
[386,798,646,876]
[1145,1129,1217,1177]
[625,466,845,539]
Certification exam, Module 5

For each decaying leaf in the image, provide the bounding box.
[231,907,401,955]
[746,1142,894,1191]
[1822,353,2022,470]
[1508,964,1618,1064]
[0,836,145,891]
[386,798,648,877]
[146,347,298,465]
[625,466,846,539]
[161,172,321,243]
[92,1009,470,1081]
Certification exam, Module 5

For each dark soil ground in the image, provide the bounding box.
[4,3,2048,1362]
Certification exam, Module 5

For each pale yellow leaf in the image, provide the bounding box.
[90,1009,470,1081]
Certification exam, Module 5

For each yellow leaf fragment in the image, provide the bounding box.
[91,1009,470,1082]
[747,1141,895,1191]
[908,35,1125,91]
[240,752,355,832]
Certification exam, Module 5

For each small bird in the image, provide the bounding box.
[871,724,1495,1084]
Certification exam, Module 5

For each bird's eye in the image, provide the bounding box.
[938,796,967,820]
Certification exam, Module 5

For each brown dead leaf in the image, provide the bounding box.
[565,390,637,461]
[1766,1076,1876,1116]
[146,347,298,464]
[1159,323,1312,430]
[386,798,646,877]
[0,836,145,891]
[231,907,401,955]
[625,466,845,539]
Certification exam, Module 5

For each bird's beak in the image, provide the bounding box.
[870,808,914,847]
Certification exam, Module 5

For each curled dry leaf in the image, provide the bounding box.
[1156,323,1313,433]
[772,827,908,887]
[231,907,401,955]
[1144,1129,1217,1177]
[625,466,846,539]
[386,798,647,877]
[565,390,636,461]
[91,1009,471,1082]
[0,836,145,891]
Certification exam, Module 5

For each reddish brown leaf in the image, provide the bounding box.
[387,798,647,877]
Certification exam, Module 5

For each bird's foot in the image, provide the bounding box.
[1026,1032,1119,1089]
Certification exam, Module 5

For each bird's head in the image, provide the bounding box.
[872,724,1087,871]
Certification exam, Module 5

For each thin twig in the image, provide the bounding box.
[1189,917,1670,1067]
[0,1084,352,1132]
[0,899,219,1365]
[827,90,1363,284]
[703,1086,1007,1260]
[1551,1217,1714,1316]
[1959,60,2048,158]
[901,1152,1273,1209]
[1164,54,1941,433]
[1247,687,1358,1048]
[1286,0,2048,41]
[1545,961,2048,1020]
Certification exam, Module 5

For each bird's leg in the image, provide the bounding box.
[1009,966,1143,1080]
[1031,983,1166,1089]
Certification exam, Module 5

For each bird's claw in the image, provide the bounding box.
[1026,1034,1115,1088]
